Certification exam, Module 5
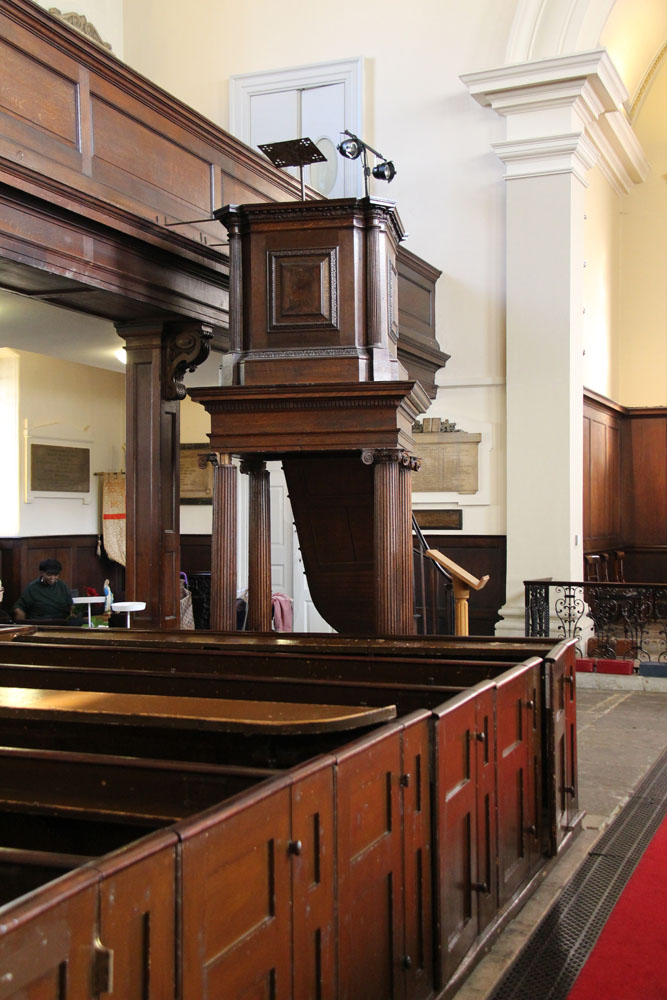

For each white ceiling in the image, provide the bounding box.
[0,288,222,385]
[0,288,125,372]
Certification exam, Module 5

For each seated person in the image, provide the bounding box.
[0,579,12,624]
[13,559,81,622]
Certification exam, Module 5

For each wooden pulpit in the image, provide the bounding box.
[190,198,434,635]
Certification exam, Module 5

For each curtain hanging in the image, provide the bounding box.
[102,472,126,566]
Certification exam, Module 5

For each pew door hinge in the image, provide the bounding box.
[93,939,114,995]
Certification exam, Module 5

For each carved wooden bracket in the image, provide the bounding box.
[198,452,219,470]
[162,323,213,400]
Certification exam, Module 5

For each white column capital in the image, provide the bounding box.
[492,131,598,184]
[462,49,648,193]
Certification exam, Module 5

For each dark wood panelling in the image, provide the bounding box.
[396,246,449,399]
[0,36,79,148]
[622,416,667,547]
[0,535,124,610]
[583,396,622,553]
[583,392,667,581]
[422,535,506,635]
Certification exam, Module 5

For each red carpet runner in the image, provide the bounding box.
[567,813,667,1000]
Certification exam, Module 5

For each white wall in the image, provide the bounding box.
[583,165,621,399]
[121,0,517,534]
[13,351,125,538]
[616,54,667,406]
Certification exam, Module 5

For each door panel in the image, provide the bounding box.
[96,832,177,999]
[0,871,97,1000]
[180,785,292,1000]
[496,661,541,906]
[401,712,433,1000]
[291,760,336,1000]
[547,641,578,851]
[475,685,498,933]
[433,690,480,983]
[337,727,403,1000]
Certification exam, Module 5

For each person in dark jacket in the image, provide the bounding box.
[13,559,77,621]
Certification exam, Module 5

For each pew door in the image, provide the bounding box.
[290,757,336,1000]
[433,681,496,986]
[94,831,178,999]
[336,722,404,1000]
[496,659,542,907]
[179,778,293,1000]
[546,641,579,853]
[400,711,434,1000]
[336,713,433,1000]
[0,870,97,1000]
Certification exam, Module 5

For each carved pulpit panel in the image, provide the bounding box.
[215,198,405,386]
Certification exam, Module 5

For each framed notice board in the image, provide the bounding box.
[30,443,90,497]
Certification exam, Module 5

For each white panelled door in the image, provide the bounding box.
[230,58,362,198]
[267,462,333,633]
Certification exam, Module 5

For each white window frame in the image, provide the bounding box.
[229,57,364,197]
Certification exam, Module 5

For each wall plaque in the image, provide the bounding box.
[414,509,463,530]
[412,430,482,494]
[180,444,214,504]
[30,444,90,493]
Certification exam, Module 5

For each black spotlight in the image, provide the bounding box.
[372,160,396,183]
[337,136,363,160]
[337,130,396,196]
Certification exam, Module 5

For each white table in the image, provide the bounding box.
[72,595,107,628]
[111,601,146,628]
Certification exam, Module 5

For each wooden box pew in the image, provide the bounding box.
[0,636,578,850]
[15,625,561,662]
[0,638,538,696]
[0,744,279,905]
[0,828,179,999]
[0,653,579,1000]
[0,686,397,771]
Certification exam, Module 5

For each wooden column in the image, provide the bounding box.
[242,459,272,631]
[368,449,416,635]
[118,319,211,630]
[205,453,237,631]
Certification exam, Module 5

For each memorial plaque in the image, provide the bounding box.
[30,444,90,493]
[414,509,463,530]
[412,431,482,494]
[180,444,214,504]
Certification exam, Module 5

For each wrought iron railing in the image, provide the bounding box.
[524,579,667,660]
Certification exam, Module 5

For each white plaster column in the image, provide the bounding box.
[462,51,648,635]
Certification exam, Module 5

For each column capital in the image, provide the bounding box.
[361,449,421,471]
[462,49,648,193]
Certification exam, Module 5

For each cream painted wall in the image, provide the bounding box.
[121,0,516,533]
[33,0,124,57]
[0,350,20,537]
[14,351,125,538]
[583,166,621,399]
[617,53,667,405]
